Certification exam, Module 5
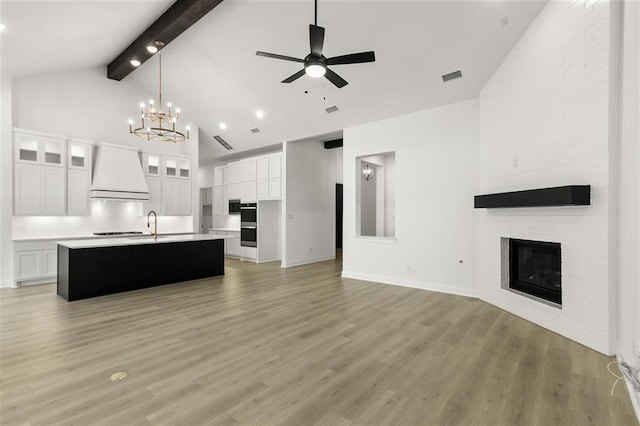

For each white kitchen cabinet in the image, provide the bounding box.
[228,183,241,201]
[144,176,162,214]
[14,240,58,286]
[257,157,269,181]
[14,163,66,215]
[67,169,90,215]
[227,161,241,184]
[240,158,257,182]
[226,231,241,257]
[163,178,192,215]
[240,182,257,202]
[269,178,282,199]
[15,251,42,281]
[257,153,282,200]
[223,187,229,215]
[66,139,92,216]
[214,167,224,187]
[142,153,161,177]
[163,156,191,179]
[14,130,66,167]
[13,129,67,216]
[214,187,224,215]
[269,154,282,178]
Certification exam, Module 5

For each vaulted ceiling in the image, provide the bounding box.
[2,0,547,165]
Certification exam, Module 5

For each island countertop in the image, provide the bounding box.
[58,234,227,249]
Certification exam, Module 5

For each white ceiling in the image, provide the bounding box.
[2,0,547,165]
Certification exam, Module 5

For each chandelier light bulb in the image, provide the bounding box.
[128,119,133,125]
[176,108,181,114]
[139,102,145,108]
[167,102,172,108]
[149,99,154,105]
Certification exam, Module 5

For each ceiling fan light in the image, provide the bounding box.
[305,64,326,78]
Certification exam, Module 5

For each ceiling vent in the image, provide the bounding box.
[213,135,233,150]
[442,70,463,83]
[325,105,339,114]
[250,128,261,134]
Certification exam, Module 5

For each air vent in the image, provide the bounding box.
[442,70,463,82]
[213,135,233,150]
[325,105,339,114]
[250,128,260,134]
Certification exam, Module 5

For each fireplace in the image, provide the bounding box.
[509,239,562,305]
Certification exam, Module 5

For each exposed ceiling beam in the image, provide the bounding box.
[107,0,224,81]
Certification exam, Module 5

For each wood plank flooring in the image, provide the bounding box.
[1,257,638,425]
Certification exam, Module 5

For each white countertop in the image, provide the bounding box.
[13,232,196,242]
[209,228,241,232]
[58,234,227,249]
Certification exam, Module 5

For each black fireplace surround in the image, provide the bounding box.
[509,239,562,305]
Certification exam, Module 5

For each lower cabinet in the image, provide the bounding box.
[14,241,58,286]
[208,230,241,258]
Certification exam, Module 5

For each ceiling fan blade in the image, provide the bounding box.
[326,51,376,66]
[281,69,306,84]
[256,51,304,63]
[325,68,348,88]
[309,24,325,57]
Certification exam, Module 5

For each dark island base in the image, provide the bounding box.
[57,239,224,301]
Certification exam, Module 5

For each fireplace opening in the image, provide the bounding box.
[509,239,561,305]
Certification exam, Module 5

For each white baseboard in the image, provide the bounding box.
[281,255,335,268]
[0,279,15,288]
[340,270,480,299]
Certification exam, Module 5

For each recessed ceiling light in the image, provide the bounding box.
[219,122,227,130]
[130,59,141,67]
[256,110,264,119]
[146,45,159,54]
[0,24,6,32]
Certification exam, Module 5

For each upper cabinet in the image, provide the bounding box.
[142,153,161,177]
[163,156,191,179]
[67,139,93,216]
[14,131,66,167]
[141,152,192,216]
[213,166,225,187]
[227,161,241,185]
[257,153,282,200]
[13,129,93,216]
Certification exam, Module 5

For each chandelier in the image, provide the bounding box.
[129,43,189,143]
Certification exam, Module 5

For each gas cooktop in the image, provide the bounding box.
[93,231,144,236]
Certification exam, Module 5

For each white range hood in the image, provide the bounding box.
[91,143,149,201]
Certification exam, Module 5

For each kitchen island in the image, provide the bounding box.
[57,234,225,301]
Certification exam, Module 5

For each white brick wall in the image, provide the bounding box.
[478,0,615,354]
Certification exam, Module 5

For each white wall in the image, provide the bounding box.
[617,0,640,388]
[478,0,615,354]
[283,139,336,267]
[342,99,479,297]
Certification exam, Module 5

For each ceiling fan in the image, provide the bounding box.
[256,0,376,88]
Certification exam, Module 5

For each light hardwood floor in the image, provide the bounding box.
[1,256,638,425]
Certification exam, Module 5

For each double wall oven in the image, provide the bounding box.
[240,203,257,247]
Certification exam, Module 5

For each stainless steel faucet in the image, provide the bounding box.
[147,210,158,240]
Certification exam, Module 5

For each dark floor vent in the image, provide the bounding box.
[442,70,463,82]
[213,135,233,150]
